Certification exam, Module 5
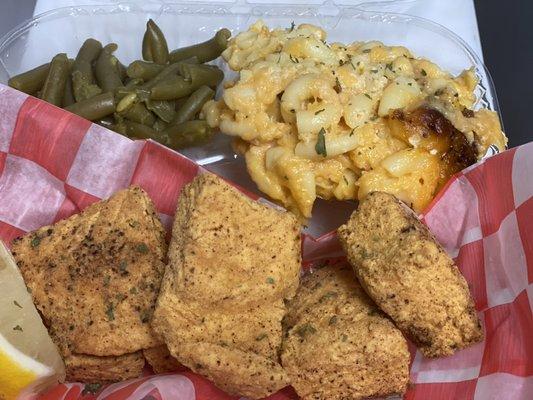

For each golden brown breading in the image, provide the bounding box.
[152,173,301,399]
[65,352,145,382]
[143,345,181,374]
[11,186,167,380]
[337,191,483,358]
[281,264,410,400]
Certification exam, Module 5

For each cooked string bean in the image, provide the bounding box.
[41,53,70,106]
[169,28,231,63]
[8,62,50,94]
[6,22,230,150]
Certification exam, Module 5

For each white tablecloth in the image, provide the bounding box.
[33,0,483,59]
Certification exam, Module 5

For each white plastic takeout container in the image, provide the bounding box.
[0,1,501,235]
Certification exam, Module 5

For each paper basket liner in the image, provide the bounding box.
[0,85,532,400]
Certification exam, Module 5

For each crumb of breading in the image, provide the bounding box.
[152,172,301,399]
[281,264,410,400]
[65,351,145,383]
[337,191,483,358]
[144,345,182,373]
[12,186,167,381]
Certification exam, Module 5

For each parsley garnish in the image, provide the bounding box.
[341,334,348,342]
[362,49,371,53]
[370,69,378,73]
[462,108,475,118]
[13,325,23,332]
[255,333,267,341]
[30,236,41,248]
[334,76,342,93]
[421,69,427,76]
[319,291,338,303]
[296,323,317,339]
[349,129,355,137]
[82,383,102,395]
[266,277,275,284]
[13,300,22,309]
[386,62,393,70]
[129,287,138,294]
[315,128,327,157]
[119,260,128,274]
[289,54,299,63]
[140,310,150,323]
[103,275,110,287]
[314,109,325,115]
[137,243,149,254]
[105,303,115,321]
[364,93,371,99]
[329,315,338,325]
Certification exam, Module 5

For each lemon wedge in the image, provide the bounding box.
[0,241,65,400]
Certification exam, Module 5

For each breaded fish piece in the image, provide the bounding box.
[338,191,483,358]
[152,173,301,399]
[65,352,145,382]
[281,264,410,400]
[12,187,167,379]
[143,345,181,374]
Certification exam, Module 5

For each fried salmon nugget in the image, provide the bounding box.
[143,345,182,374]
[281,264,410,400]
[338,191,483,358]
[152,173,301,399]
[12,187,167,380]
[65,352,145,382]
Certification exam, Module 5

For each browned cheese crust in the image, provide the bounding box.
[281,264,410,400]
[65,352,145,383]
[143,345,182,374]
[11,187,167,381]
[337,191,483,357]
[152,172,301,399]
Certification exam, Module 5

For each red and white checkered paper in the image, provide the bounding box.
[0,83,532,400]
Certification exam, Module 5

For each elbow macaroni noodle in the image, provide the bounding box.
[204,21,507,218]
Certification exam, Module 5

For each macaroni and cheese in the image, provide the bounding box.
[203,21,507,218]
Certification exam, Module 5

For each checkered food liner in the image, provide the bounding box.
[0,85,532,400]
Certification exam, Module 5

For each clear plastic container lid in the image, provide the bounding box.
[0,1,501,234]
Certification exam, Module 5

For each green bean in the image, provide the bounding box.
[121,102,156,126]
[139,62,180,91]
[163,120,213,149]
[142,28,153,62]
[149,76,194,100]
[95,44,123,92]
[65,92,115,120]
[172,86,214,124]
[174,96,188,111]
[72,38,103,101]
[77,38,103,61]
[117,62,128,82]
[96,116,115,129]
[124,78,143,89]
[8,63,50,94]
[146,19,169,65]
[139,59,197,91]
[169,28,231,63]
[62,72,75,107]
[126,60,164,80]
[102,43,118,53]
[153,118,169,132]
[41,53,70,106]
[124,120,167,143]
[146,100,176,123]
[116,92,138,113]
[178,63,224,88]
